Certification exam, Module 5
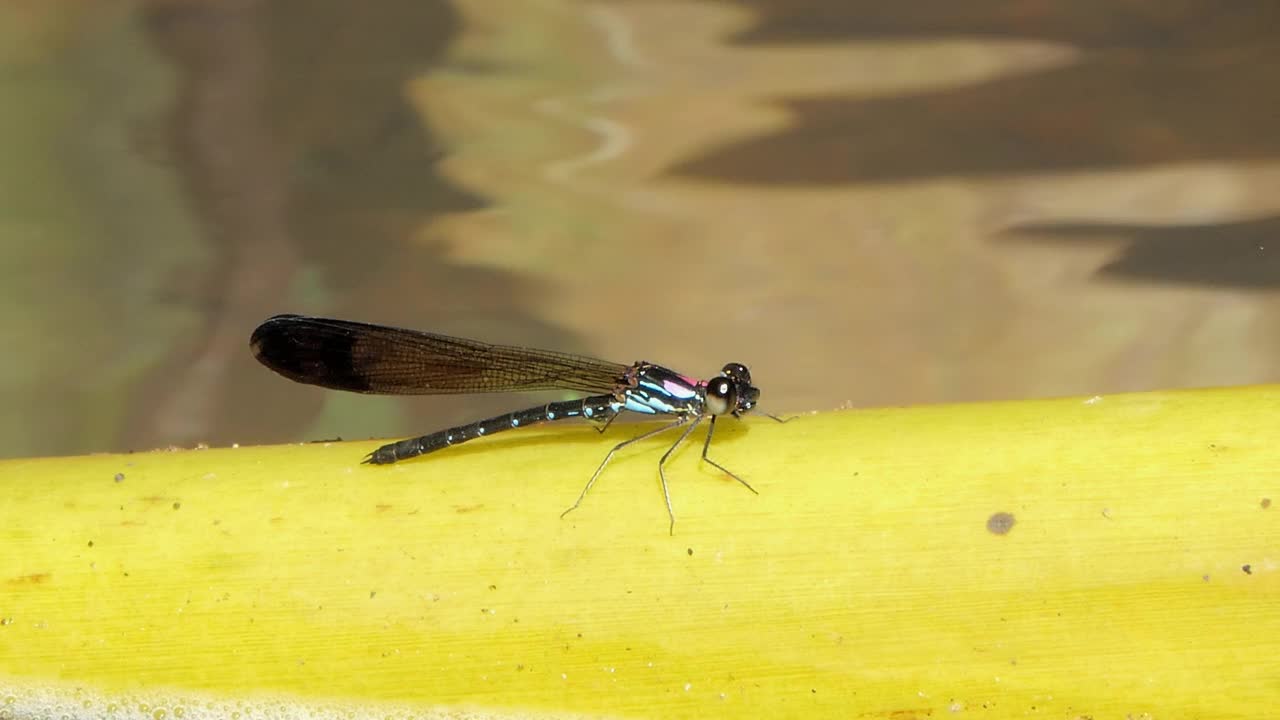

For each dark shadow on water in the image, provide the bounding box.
[999,214,1280,288]
[726,0,1278,49]
[668,1,1280,185]
[118,0,593,456]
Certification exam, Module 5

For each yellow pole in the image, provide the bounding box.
[2,385,1277,718]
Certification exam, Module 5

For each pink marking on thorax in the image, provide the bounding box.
[662,376,700,399]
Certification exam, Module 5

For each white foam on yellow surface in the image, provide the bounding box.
[0,680,597,720]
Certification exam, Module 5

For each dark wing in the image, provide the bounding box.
[250,314,629,395]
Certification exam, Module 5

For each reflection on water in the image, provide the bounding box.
[1,0,1278,459]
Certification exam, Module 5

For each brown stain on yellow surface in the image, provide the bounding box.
[6,573,50,585]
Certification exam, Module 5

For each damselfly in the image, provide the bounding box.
[250,314,775,532]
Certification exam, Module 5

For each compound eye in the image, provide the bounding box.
[704,377,737,415]
[721,362,751,384]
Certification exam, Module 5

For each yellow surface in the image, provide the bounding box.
[1,386,1278,719]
